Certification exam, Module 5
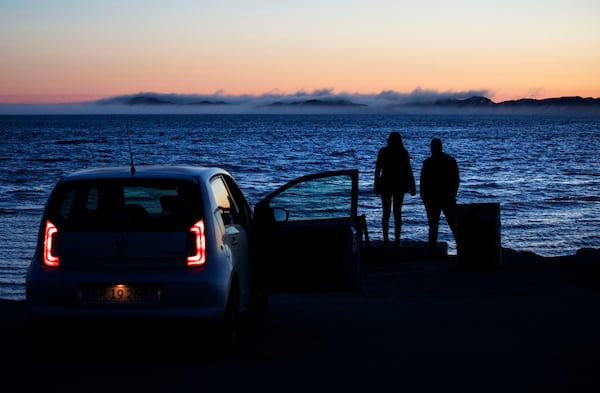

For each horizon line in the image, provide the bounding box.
[2,90,599,116]
[2,87,600,106]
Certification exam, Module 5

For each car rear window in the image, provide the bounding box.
[47,179,202,231]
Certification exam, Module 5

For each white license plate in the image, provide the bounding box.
[83,285,159,304]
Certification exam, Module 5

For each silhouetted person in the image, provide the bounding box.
[375,131,416,245]
[420,138,460,248]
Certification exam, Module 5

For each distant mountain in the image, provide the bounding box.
[188,100,228,106]
[93,93,600,113]
[431,96,600,110]
[120,96,173,105]
[97,94,228,106]
[268,99,367,108]
[497,96,600,109]
[434,96,495,106]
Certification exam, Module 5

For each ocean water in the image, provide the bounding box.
[1,113,599,300]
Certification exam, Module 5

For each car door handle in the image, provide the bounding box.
[231,237,238,246]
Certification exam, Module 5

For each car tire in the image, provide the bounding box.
[253,290,270,316]
[219,284,240,354]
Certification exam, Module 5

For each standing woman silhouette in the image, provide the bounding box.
[374,131,416,245]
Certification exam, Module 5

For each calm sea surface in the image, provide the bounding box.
[1,114,599,300]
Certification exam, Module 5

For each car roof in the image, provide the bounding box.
[58,165,230,183]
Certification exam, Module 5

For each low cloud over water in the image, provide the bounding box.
[2,88,599,115]
[1,88,486,114]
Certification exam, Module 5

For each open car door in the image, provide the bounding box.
[254,169,363,292]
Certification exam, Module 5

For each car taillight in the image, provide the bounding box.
[187,219,206,266]
[43,220,60,267]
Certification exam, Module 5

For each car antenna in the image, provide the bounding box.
[126,124,136,175]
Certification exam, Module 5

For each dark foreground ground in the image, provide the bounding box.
[2,244,600,392]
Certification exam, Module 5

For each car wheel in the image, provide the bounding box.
[219,284,240,354]
[253,290,270,316]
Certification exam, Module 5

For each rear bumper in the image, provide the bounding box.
[26,265,232,324]
[28,303,223,321]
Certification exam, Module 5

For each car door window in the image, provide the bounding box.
[211,176,240,226]
[253,169,361,291]
[222,176,253,230]
[268,173,354,222]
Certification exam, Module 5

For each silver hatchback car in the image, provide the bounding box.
[26,165,267,351]
[26,165,362,353]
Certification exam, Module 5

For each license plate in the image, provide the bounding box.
[83,285,159,304]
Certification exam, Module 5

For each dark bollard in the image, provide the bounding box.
[456,203,502,271]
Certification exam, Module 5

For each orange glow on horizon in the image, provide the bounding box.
[2,2,599,106]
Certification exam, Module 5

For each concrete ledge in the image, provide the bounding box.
[362,239,448,265]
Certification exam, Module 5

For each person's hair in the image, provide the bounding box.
[387,131,409,156]
[431,138,443,155]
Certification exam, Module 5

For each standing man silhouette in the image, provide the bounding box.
[420,138,460,248]
[375,131,416,246]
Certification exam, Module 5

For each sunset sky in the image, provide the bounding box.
[1,0,599,104]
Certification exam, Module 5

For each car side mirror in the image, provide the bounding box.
[272,207,289,222]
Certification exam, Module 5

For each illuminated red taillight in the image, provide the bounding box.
[187,219,206,266]
[43,220,60,267]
